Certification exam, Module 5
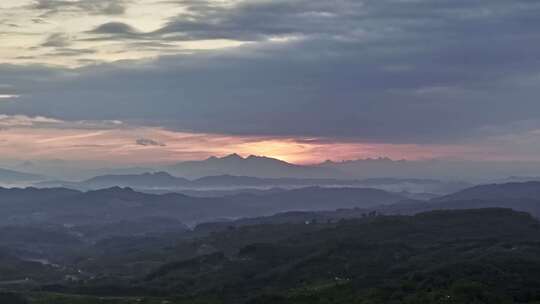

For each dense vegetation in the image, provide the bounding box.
[2,182,540,303]
[3,208,540,303]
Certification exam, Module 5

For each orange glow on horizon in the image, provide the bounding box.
[0,123,490,165]
[0,115,525,165]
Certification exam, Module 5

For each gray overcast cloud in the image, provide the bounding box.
[1,0,540,149]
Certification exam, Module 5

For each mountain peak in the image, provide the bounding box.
[246,154,274,160]
[221,153,244,161]
[87,186,137,196]
[148,171,174,178]
[168,153,337,179]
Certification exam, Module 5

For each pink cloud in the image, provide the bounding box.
[1,116,539,165]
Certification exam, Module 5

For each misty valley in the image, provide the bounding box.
[1,165,540,303]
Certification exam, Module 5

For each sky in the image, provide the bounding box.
[1,0,540,165]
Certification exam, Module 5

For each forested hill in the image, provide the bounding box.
[39,208,540,304]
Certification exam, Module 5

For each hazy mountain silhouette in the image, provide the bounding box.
[318,158,540,180]
[434,181,540,202]
[0,186,406,227]
[36,171,469,195]
[0,168,44,185]
[367,182,540,218]
[36,173,359,190]
[220,181,540,224]
[166,154,339,179]
[494,176,540,183]
[13,156,540,182]
[83,172,191,188]
[13,160,154,181]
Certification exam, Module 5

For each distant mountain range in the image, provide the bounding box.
[10,154,540,183]
[35,171,470,195]
[163,154,441,179]
[0,186,407,227]
[317,158,540,180]
[165,153,339,179]
[494,176,540,183]
[374,181,540,218]
[23,153,540,198]
[163,154,540,181]
[6,181,540,228]
[12,160,153,181]
[0,168,44,185]
[211,181,540,222]
[433,181,540,202]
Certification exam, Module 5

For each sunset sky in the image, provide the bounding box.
[1,0,540,165]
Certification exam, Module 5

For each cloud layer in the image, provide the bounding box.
[1,0,540,162]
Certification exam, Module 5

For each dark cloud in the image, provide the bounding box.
[44,48,96,57]
[90,0,363,41]
[90,0,540,44]
[0,21,19,28]
[32,18,48,24]
[154,0,336,41]
[32,0,127,15]
[41,33,71,47]
[84,22,142,42]
[3,0,540,144]
[89,22,139,35]
[136,138,166,147]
